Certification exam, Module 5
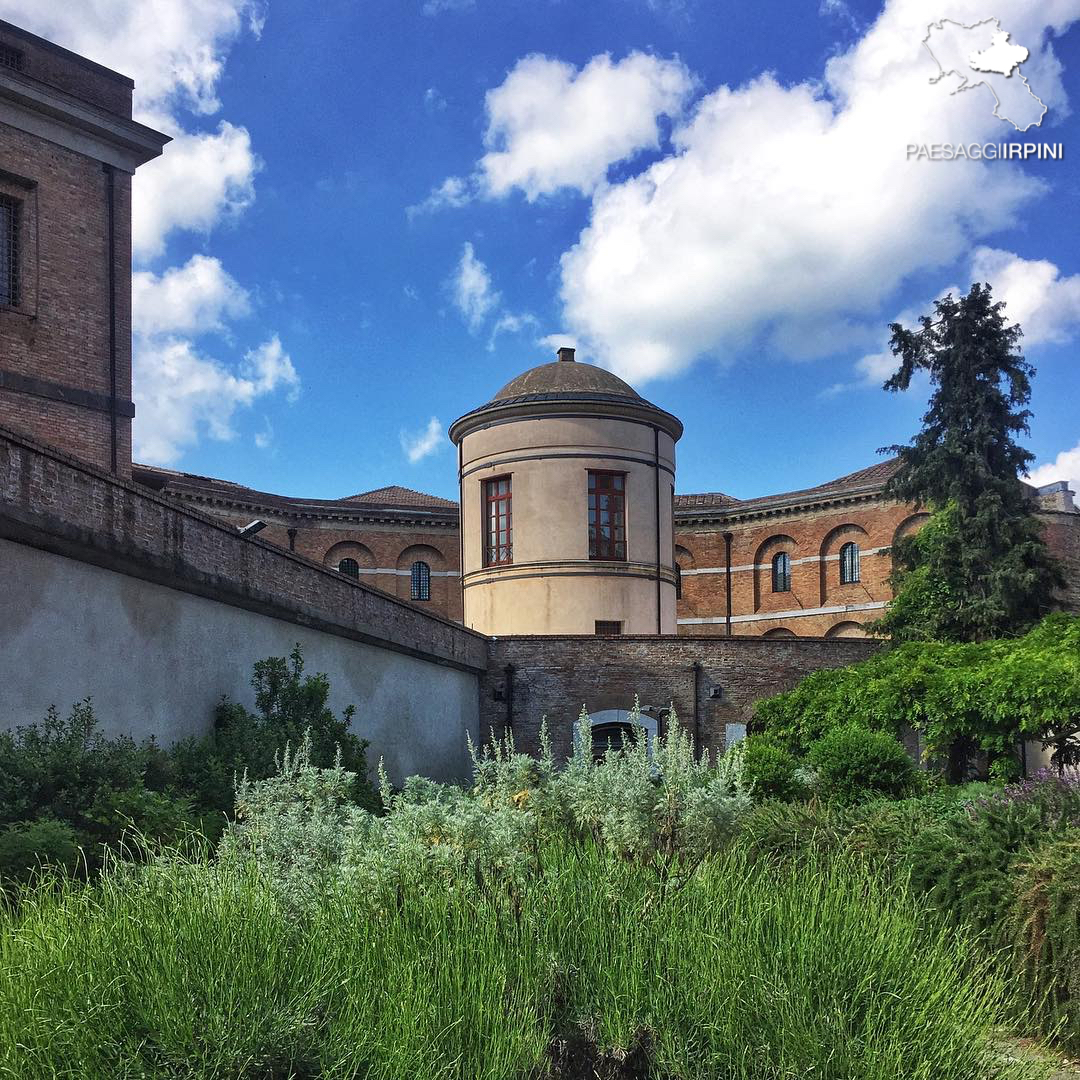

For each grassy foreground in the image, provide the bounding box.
[0,843,1021,1080]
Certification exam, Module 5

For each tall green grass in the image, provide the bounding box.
[0,845,1021,1080]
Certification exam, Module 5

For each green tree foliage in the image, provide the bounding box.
[738,735,805,802]
[808,726,916,804]
[754,614,1080,771]
[873,282,1063,643]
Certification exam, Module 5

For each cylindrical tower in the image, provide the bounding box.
[449,347,683,636]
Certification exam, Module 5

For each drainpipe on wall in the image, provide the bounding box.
[653,425,662,634]
[503,663,515,740]
[103,164,118,475]
[723,531,733,637]
[691,660,702,757]
[287,528,297,552]
[458,438,465,624]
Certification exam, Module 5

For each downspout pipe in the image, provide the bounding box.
[103,164,118,475]
[504,663,515,740]
[654,425,662,635]
[691,660,702,758]
[723,531,734,637]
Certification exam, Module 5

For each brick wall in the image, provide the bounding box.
[0,425,486,672]
[483,634,879,760]
[0,50,134,476]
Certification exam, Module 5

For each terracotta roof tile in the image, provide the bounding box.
[340,485,458,509]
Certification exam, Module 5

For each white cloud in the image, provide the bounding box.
[971,247,1080,346]
[408,175,474,218]
[451,242,498,330]
[400,416,444,463]
[132,255,250,336]
[133,334,298,465]
[480,52,694,200]
[487,311,539,351]
[424,86,448,112]
[1028,443,1080,495]
[133,122,258,261]
[555,0,1079,384]
[422,0,474,13]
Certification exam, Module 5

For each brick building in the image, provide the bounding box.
[0,19,167,478]
[134,454,1079,636]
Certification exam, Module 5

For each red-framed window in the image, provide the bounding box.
[588,471,627,561]
[483,476,512,566]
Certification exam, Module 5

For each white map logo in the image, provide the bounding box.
[924,17,1047,132]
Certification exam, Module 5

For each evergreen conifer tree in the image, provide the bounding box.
[872,282,1063,644]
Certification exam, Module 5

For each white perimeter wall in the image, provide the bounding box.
[0,538,479,784]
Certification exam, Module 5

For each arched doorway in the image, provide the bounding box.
[588,708,659,759]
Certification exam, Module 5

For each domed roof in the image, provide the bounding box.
[449,347,682,443]
[493,359,641,402]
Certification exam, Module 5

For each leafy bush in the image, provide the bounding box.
[0,820,81,883]
[0,647,377,881]
[739,735,804,801]
[754,614,1080,771]
[169,645,379,816]
[808,725,917,804]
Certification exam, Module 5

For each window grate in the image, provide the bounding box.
[0,194,17,307]
[0,44,24,72]
[839,542,860,584]
[588,471,627,561]
[595,621,622,635]
[772,552,791,592]
[410,560,431,601]
[338,558,360,579]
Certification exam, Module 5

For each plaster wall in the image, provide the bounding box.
[0,538,479,784]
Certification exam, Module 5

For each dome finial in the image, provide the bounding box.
[556,346,575,363]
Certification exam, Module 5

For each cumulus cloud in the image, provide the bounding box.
[133,122,258,261]
[400,416,445,463]
[451,242,498,330]
[554,0,1079,383]
[1028,443,1080,495]
[134,334,298,464]
[480,52,694,200]
[971,247,1080,346]
[133,255,250,336]
[422,0,474,13]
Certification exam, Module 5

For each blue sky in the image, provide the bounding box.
[11,0,1080,501]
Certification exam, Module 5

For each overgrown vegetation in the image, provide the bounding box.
[0,646,376,880]
[753,613,1080,773]
[0,726,1025,1080]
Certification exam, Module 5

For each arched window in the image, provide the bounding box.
[840,542,860,584]
[410,560,431,601]
[338,558,360,579]
[675,563,682,600]
[772,551,791,592]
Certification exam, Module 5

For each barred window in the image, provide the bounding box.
[595,620,622,635]
[484,476,512,566]
[410,560,431,601]
[0,195,18,307]
[588,471,626,561]
[0,44,25,72]
[675,563,682,600]
[772,552,791,592]
[840,542,860,584]
[338,558,360,579]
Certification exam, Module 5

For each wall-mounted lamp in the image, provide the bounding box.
[238,519,268,537]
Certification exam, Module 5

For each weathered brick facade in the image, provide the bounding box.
[482,634,880,760]
[0,19,166,477]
